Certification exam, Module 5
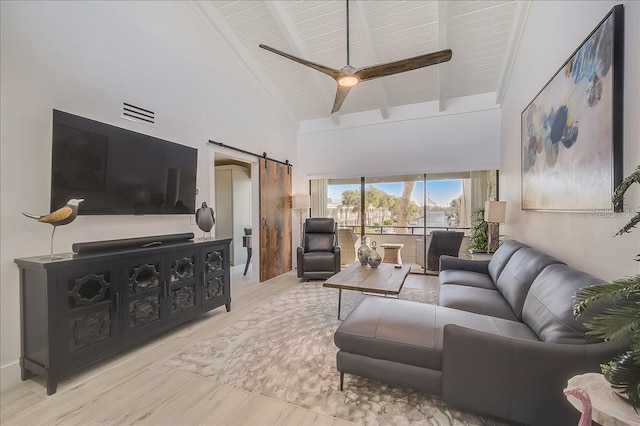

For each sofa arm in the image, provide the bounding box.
[334,246,341,271]
[441,324,620,426]
[439,255,489,274]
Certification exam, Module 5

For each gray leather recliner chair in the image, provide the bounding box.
[297,218,341,280]
[417,230,465,271]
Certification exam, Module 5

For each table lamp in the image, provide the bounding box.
[485,200,506,253]
[292,194,311,244]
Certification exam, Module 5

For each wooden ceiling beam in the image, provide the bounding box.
[264,0,340,125]
[351,0,390,120]
[188,1,299,129]
[496,1,532,104]
[438,0,449,112]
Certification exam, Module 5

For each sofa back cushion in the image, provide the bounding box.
[306,235,335,252]
[488,240,527,283]
[304,218,336,252]
[495,248,564,318]
[522,264,609,343]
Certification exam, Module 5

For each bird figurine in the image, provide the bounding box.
[563,387,592,426]
[195,201,215,239]
[23,198,84,259]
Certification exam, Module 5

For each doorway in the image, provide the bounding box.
[214,155,253,276]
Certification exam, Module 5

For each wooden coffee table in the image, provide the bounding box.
[323,262,411,319]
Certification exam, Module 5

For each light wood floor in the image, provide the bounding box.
[0,265,439,426]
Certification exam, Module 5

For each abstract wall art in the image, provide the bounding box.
[521,5,624,211]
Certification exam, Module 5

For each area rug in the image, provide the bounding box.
[167,282,507,425]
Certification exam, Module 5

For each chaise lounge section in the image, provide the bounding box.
[334,240,622,425]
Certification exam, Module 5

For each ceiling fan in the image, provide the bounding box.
[259,0,452,114]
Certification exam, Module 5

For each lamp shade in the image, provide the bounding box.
[485,201,506,223]
[292,194,310,210]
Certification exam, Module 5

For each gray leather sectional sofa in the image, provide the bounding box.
[333,240,621,426]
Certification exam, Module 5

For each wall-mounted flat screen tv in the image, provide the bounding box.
[51,110,197,215]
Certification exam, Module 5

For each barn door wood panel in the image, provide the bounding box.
[259,158,292,282]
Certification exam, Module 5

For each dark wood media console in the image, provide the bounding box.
[14,238,232,395]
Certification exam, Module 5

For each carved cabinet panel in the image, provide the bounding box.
[15,238,231,395]
[201,246,230,312]
[122,257,163,337]
[166,250,198,320]
[121,249,200,337]
[58,262,121,361]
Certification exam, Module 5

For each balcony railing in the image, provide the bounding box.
[341,225,470,236]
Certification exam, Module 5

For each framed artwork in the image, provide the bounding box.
[521,5,624,212]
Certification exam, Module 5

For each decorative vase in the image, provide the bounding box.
[367,241,382,268]
[357,235,370,265]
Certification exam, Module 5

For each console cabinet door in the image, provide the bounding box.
[57,261,121,363]
[200,244,230,311]
[165,248,198,321]
[121,255,164,338]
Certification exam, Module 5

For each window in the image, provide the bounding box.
[321,172,492,233]
[310,171,498,271]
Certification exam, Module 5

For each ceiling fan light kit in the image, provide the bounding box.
[338,75,359,88]
[259,0,452,114]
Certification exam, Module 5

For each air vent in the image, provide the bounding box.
[121,102,155,125]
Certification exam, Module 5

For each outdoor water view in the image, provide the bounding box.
[310,171,496,270]
[327,179,466,234]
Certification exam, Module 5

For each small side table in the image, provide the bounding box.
[566,373,640,426]
[381,243,404,264]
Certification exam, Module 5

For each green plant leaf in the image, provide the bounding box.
[613,165,640,235]
[612,165,640,207]
[585,303,640,345]
[616,211,640,236]
[605,350,640,410]
[573,276,640,317]
[468,208,488,251]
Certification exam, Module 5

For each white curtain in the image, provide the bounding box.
[310,179,327,218]
[470,171,490,214]
[460,179,471,229]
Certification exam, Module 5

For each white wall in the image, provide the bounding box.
[0,1,298,389]
[297,104,501,179]
[500,0,640,281]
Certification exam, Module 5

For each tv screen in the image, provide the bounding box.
[51,110,197,215]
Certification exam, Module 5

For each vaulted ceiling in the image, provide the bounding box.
[193,1,529,124]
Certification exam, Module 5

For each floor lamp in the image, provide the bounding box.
[485,200,506,253]
[292,194,311,246]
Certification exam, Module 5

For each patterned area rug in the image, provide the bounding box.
[167,281,507,425]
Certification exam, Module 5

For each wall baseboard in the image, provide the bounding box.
[0,361,21,392]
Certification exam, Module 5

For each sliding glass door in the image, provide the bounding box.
[312,170,497,273]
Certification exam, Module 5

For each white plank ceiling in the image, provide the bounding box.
[194,0,528,124]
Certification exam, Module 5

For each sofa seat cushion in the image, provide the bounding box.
[334,297,538,372]
[301,251,336,271]
[439,270,496,290]
[439,284,519,321]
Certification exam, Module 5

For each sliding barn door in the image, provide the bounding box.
[259,158,292,282]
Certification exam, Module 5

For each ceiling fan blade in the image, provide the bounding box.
[355,49,453,81]
[259,44,341,79]
[331,85,352,114]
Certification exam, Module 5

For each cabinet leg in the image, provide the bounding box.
[225,299,231,312]
[20,360,32,381]
[46,374,58,395]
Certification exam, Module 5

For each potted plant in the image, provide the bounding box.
[573,165,640,410]
[468,207,488,252]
